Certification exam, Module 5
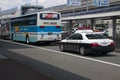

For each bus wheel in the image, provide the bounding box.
[26,36,30,44]
[11,34,14,40]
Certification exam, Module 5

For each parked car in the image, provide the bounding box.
[59,30,115,55]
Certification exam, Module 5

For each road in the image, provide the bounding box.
[0,55,53,80]
[40,43,120,65]
[0,39,120,80]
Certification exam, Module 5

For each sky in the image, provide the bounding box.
[0,0,67,10]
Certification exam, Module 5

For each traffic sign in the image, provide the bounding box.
[93,0,109,6]
[67,0,81,5]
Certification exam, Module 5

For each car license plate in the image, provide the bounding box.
[48,32,52,35]
[48,37,54,39]
[100,42,109,46]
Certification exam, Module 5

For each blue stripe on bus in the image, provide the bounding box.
[13,34,38,42]
[12,26,62,32]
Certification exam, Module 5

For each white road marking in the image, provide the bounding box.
[2,40,120,67]
[111,52,120,56]
[0,54,8,59]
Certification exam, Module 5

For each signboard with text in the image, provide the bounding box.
[67,0,81,5]
[93,0,109,6]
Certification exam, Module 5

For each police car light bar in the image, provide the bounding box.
[75,30,93,33]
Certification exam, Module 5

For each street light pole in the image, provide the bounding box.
[0,7,2,21]
[0,7,2,38]
[36,0,38,12]
[86,0,89,12]
[86,0,89,27]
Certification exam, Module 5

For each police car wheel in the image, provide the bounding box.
[79,47,86,56]
[101,52,108,55]
[60,44,64,51]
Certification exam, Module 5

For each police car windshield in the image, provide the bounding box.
[86,34,106,39]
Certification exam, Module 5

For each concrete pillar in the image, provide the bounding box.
[112,17,117,41]
[91,18,96,30]
[68,20,72,35]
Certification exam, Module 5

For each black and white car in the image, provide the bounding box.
[59,30,115,55]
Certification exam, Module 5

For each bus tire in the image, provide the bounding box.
[26,36,30,44]
[11,34,14,40]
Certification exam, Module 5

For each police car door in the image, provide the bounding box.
[67,34,82,52]
[72,34,83,52]
[66,34,76,51]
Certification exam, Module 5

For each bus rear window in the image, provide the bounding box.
[40,13,60,20]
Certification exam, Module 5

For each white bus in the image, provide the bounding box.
[10,11,62,44]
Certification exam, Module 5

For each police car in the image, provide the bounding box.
[59,30,115,55]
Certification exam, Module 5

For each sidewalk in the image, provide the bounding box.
[115,49,120,53]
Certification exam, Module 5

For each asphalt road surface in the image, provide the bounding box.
[0,39,120,80]
[0,56,53,80]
